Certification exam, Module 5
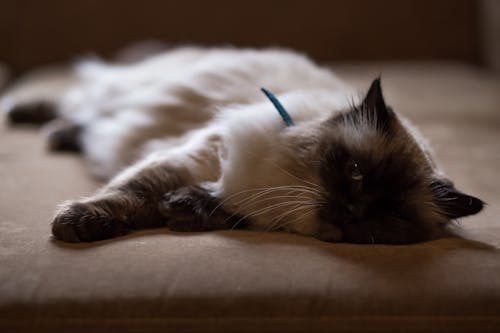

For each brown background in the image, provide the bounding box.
[0,0,480,74]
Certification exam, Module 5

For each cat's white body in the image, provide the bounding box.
[66,48,348,175]
[60,47,352,235]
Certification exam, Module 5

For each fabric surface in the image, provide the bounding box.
[1,62,499,332]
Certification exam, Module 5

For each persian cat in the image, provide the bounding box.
[3,47,484,244]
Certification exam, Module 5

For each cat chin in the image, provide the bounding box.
[313,222,343,243]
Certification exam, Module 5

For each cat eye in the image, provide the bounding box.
[348,160,363,181]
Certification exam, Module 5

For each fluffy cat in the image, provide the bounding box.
[3,47,484,244]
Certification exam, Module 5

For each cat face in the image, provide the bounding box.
[315,79,483,244]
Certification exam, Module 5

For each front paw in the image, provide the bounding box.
[158,187,208,232]
[159,186,246,232]
[51,202,128,242]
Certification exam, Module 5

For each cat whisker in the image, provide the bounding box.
[233,185,317,205]
[271,161,323,191]
[233,200,312,222]
[232,188,319,211]
[252,151,324,191]
[209,185,321,217]
[266,203,318,232]
[229,200,310,230]
[276,208,316,231]
[239,194,313,206]
[222,190,320,229]
[208,186,290,217]
[226,186,322,222]
[294,208,316,222]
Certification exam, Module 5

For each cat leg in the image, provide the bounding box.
[51,179,177,242]
[52,130,223,242]
[2,89,84,152]
[51,159,193,242]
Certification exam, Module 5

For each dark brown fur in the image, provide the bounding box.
[315,79,483,244]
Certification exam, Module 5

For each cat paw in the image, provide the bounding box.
[42,120,83,152]
[51,201,128,242]
[6,101,57,125]
[159,186,247,232]
[158,186,209,232]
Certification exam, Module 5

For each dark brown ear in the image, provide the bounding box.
[361,77,386,110]
[432,179,484,219]
[359,77,394,131]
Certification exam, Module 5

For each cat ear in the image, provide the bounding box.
[431,179,484,219]
[359,77,394,131]
[361,77,386,111]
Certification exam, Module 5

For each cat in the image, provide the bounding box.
[2,47,484,244]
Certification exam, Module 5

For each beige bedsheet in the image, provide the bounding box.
[1,62,499,332]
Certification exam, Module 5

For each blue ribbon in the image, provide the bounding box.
[261,88,295,127]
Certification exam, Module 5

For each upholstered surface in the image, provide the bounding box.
[1,62,500,332]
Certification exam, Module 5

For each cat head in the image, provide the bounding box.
[313,78,483,244]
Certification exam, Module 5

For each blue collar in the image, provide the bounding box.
[261,88,295,127]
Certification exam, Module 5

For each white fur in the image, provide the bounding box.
[59,48,348,177]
